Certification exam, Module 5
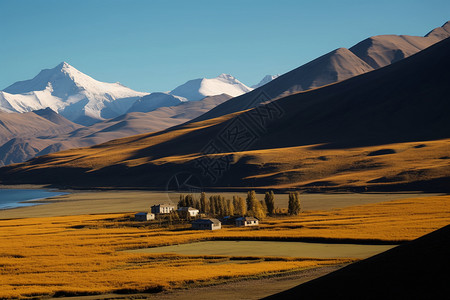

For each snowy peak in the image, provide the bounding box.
[216,73,238,82]
[127,92,187,113]
[170,74,252,101]
[251,74,280,88]
[1,62,148,125]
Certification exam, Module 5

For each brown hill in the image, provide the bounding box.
[0,108,80,145]
[0,37,448,190]
[0,109,81,166]
[0,94,231,166]
[194,22,450,122]
[349,21,450,69]
[263,225,450,300]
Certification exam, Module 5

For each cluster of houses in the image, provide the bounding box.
[134,203,259,230]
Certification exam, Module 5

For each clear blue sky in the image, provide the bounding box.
[1,0,449,92]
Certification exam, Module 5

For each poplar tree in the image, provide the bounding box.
[227,199,234,216]
[233,196,239,212]
[264,191,275,215]
[260,200,268,216]
[200,192,207,212]
[178,194,186,208]
[288,191,301,215]
[193,200,200,210]
[246,190,258,212]
[185,194,194,207]
[209,196,216,215]
[236,196,247,216]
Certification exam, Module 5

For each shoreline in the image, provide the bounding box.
[0,187,69,211]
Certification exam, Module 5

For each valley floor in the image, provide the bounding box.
[0,192,449,299]
[0,188,442,219]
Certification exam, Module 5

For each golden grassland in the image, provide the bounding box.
[4,101,449,190]
[1,195,449,298]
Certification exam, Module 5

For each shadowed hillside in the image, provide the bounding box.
[264,225,450,300]
[194,22,450,122]
[0,38,449,190]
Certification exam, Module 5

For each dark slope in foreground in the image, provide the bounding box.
[0,38,449,189]
[264,225,450,300]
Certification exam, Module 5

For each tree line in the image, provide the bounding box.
[178,190,302,219]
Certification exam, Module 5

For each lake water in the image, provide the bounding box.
[0,189,67,210]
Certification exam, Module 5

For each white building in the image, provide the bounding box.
[135,212,155,221]
[151,204,176,214]
[235,217,259,227]
[192,218,221,230]
[178,207,200,217]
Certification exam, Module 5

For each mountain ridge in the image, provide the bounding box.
[0,94,231,166]
[0,37,448,190]
[193,21,450,123]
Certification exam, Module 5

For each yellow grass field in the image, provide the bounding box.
[1,195,449,298]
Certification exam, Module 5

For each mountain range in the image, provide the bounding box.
[0,94,231,166]
[0,64,256,125]
[194,21,450,122]
[0,65,258,165]
[1,31,448,190]
[0,21,448,171]
[0,62,148,125]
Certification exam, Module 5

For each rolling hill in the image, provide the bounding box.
[0,36,448,190]
[0,94,231,166]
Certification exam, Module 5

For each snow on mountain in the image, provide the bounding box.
[1,62,148,125]
[251,74,280,88]
[169,73,252,101]
[127,92,187,113]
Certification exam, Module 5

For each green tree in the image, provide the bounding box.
[288,191,301,215]
[264,191,275,215]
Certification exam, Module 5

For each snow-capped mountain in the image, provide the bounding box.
[127,92,187,113]
[251,74,279,88]
[169,73,252,101]
[0,62,148,125]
